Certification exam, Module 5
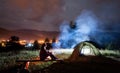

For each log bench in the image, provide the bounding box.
[15,59,63,73]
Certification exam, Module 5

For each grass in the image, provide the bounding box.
[0,50,39,71]
[0,49,71,72]
[100,50,120,57]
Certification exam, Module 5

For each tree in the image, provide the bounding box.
[6,36,23,51]
[52,37,56,43]
[9,36,20,43]
[51,37,58,48]
[44,38,50,43]
[32,40,40,50]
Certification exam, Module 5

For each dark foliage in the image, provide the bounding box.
[0,36,24,52]
[32,40,41,50]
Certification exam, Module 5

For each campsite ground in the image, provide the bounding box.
[1,56,120,73]
[0,50,120,73]
[32,56,120,73]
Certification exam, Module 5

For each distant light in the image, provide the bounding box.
[1,42,6,47]
[2,40,6,42]
[19,40,27,45]
[38,40,44,44]
[30,40,34,43]
[25,43,33,47]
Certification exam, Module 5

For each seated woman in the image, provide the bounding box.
[39,39,57,61]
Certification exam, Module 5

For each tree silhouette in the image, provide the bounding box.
[52,37,56,43]
[44,38,50,43]
[6,36,23,51]
[9,36,19,43]
[32,40,40,50]
[51,37,58,48]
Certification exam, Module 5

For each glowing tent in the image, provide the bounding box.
[69,41,101,61]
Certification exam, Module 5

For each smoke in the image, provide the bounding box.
[58,10,120,49]
[58,10,97,48]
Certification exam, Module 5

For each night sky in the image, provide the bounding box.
[0,0,120,31]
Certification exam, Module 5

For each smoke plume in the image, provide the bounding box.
[58,10,120,49]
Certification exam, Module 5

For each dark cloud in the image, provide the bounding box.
[61,0,120,32]
[0,0,120,31]
[0,0,64,31]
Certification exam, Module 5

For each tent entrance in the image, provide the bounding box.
[80,46,95,56]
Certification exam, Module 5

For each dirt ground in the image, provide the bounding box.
[34,56,120,73]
